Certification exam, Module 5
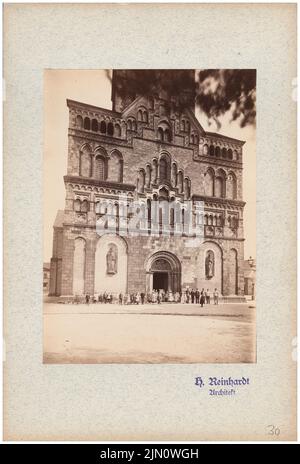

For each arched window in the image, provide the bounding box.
[110,150,123,183]
[215,176,224,198]
[81,199,89,213]
[215,146,221,157]
[181,208,185,228]
[170,204,175,229]
[94,155,106,181]
[184,178,191,199]
[115,124,121,137]
[95,201,100,214]
[80,146,92,177]
[181,120,185,131]
[76,115,83,129]
[194,134,199,145]
[158,121,171,142]
[143,111,148,123]
[204,169,214,197]
[209,145,215,156]
[158,127,164,141]
[191,134,195,144]
[186,121,190,133]
[227,173,237,199]
[203,144,209,155]
[153,159,158,183]
[137,110,143,121]
[127,119,132,131]
[164,129,171,143]
[74,199,81,212]
[91,119,98,132]
[228,149,233,160]
[159,158,168,181]
[146,164,151,188]
[84,117,90,130]
[132,120,137,131]
[177,171,183,193]
[100,120,106,134]
[107,122,114,136]
[222,147,227,158]
[171,163,177,187]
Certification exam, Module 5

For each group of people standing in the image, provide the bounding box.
[184,288,219,307]
[81,288,220,306]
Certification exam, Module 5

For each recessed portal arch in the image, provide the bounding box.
[146,251,181,293]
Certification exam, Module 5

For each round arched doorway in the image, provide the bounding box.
[146,251,181,293]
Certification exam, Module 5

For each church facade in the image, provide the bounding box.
[49,70,246,299]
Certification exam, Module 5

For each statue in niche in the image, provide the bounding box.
[106,244,118,275]
[205,251,214,278]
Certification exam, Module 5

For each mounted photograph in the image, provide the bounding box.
[43,69,256,364]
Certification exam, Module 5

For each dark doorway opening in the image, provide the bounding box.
[153,272,168,291]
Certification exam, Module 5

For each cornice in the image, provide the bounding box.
[64,175,136,191]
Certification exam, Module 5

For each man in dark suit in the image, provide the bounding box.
[191,289,195,304]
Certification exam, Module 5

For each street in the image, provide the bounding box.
[43,302,256,363]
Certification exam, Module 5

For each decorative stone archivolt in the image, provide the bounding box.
[204,167,238,200]
[190,133,199,145]
[151,258,172,271]
[77,145,125,184]
[146,251,182,293]
[137,107,148,123]
[200,138,241,161]
[74,197,89,213]
[157,120,172,143]
[136,153,190,200]
[71,107,124,138]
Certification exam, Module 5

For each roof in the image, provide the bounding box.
[67,99,121,118]
[67,97,245,145]
[205,131,245,145]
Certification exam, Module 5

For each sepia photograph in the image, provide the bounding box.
[4,1,297,442]
[43,69,256,364]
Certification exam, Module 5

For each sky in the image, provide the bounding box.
[44,70,256,263]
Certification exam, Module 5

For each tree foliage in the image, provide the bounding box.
[109,69,256,128]
[196,69,256,128]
